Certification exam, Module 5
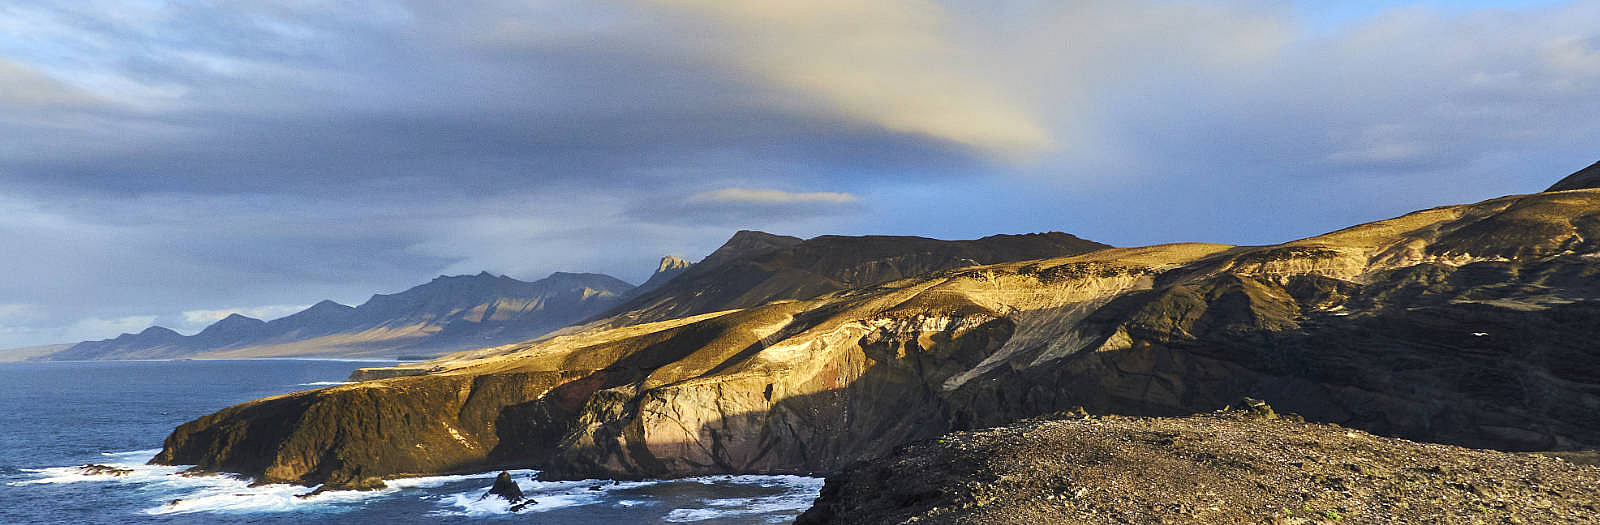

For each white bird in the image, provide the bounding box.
[1471,332,1488,337]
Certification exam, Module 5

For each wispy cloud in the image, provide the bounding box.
[687,188,860,205]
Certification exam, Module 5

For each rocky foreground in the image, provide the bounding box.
[797,406,1600,525]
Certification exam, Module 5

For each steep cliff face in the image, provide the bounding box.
[155,188,1600,489]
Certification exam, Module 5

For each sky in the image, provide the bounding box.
[2,0,1598,348]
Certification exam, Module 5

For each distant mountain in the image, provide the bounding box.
[1546,160,1600,192]
[42,271,635,361]
[594,230,1111,325]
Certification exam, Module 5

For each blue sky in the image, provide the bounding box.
[1,0,1598,348]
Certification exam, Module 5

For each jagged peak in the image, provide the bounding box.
[655,255,692,274]
[1546,160,1600,192]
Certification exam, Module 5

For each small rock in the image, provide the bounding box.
[77,464,133,476]
[481,471,532,509]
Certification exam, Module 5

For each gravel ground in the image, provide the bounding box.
[797,404,1600,524]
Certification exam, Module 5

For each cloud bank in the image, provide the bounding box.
[0,0,1597,348]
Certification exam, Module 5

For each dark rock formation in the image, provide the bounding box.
[481,471,534,510]
[795,410,1600,524]
[77,464,133,476]
[1546,160,1600,192]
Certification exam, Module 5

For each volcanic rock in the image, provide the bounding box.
[77,464,133,476]
[481,471,534,510]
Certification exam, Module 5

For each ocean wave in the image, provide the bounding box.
[9,450,823,520]
[144,481,386,516]
[663,475,825,523]
[296,381,355,386]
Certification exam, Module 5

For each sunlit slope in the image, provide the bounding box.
[156,189,1600,489]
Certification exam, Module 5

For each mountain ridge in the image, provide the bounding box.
[593,230,1111,326]
[42,271,636,361]
[1546,159,1600,192]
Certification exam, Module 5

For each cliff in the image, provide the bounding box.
[154,187,1600,490]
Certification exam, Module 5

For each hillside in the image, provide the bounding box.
[152,181,1600,492]
[795,406,1600,524]
[1546,160,1600,192]
[44,271,635,361]
[596,230,1110,326]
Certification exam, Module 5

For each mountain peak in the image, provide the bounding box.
[699,230,804,269]
[136,326,181,338]
[1545,160,1600,192]
[656,255,691,274]
[307,299,353,311]
[213,313,264,326]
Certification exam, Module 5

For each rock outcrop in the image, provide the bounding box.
[627,255,694,298]
[77,464,134,476]
[481,471,534,511]
[153,186,1600,491]
[795,408,1600,524]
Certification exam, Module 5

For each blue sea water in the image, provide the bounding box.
[0,360,821,524]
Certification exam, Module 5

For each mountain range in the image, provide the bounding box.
[41,271,636,361]
[32,230,1102,362]
[152,161,1600,491]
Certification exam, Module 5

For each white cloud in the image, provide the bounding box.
[0,303,37,320]
[0,57,101,110]
[634,0,1053,157]
[65,315,158,340]
[687,188,860,205]
[180,304,311,329]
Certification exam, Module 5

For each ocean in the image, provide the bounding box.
[0,359,822,524]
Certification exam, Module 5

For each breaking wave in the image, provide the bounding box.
[7,450,822,521]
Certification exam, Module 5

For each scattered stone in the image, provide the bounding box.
[797,413,1600,524]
